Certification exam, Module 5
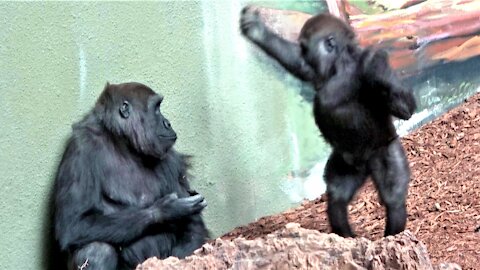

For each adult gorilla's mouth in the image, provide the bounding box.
[159,135,177,141]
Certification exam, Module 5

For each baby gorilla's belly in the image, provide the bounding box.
[315,110,394,156]
[320,125,370,151]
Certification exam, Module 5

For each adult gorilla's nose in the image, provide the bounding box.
[163,119,172,129]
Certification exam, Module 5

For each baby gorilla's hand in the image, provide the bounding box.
[240,6,267,42]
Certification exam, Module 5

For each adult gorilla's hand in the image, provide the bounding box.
[150,193,207,222]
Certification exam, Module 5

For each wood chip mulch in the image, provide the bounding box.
[222,93,480,269]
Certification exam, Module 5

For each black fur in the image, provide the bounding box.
[240,8,416,237]
[53,82,208,270]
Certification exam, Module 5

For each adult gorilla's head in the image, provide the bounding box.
[95,82,177,159]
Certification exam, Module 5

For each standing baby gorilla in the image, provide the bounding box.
[54,82,208,270]
[240,7,416,237]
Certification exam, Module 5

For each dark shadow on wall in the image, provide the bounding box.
[41,170,67,270]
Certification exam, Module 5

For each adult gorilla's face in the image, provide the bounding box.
[99,82,177,159]
[146,94,178,157]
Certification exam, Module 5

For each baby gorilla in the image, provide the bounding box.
[240,7,416,237]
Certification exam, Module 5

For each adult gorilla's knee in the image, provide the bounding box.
[70,242,117,270]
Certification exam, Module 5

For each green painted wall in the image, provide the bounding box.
[0,1,328,269]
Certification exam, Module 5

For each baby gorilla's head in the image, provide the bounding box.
[299,14,357,78]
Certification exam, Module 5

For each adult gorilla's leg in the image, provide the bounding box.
[70,242,118,270]
[172,215,209,259]
[368,138,410,236]
[325,151,368,237]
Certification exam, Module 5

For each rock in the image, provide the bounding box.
[136,223,447,270]
[435,263,462,270]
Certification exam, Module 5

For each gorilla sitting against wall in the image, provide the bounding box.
[53,82,208,270]
[240,7,416,237]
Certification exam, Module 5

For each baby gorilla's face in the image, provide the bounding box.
[300,33,339,78]
[298,14,357,79]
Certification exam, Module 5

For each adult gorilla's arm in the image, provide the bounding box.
[360,49,417,120]
[240,6,315,82]
[54,143,157,250]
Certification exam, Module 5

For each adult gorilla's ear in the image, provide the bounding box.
[119,101,130,119]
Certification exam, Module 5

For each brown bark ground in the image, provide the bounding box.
[223,93,480,269]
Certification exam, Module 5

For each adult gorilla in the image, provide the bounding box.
[240,7,416,237]
[54,82,208,270]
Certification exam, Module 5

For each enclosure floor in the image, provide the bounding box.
[222,93,480,269]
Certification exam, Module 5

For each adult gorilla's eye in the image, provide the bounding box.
[325,36,336,53]
[155,102,161,115]
[119,101,130,119]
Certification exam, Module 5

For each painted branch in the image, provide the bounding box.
[350,1,480,47]
[366,0,426,12]
[325,0,348,22]
[253,7,310,42]
[401,0,427,9]
[349,0,480,74]
[250,0,480,77]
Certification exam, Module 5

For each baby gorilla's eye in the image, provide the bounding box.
[325,36,336,53]
[300,42,308,55]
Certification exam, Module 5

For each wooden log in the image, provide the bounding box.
[368,0,427,11]
[325,0,348,22]
[429,35,480,62]
[350,1,480,47]
[250,0,480,77]
[349,0,480,74]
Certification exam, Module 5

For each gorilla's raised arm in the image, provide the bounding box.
[240,6,315,81]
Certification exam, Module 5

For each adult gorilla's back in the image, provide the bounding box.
[53,82,208,270]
